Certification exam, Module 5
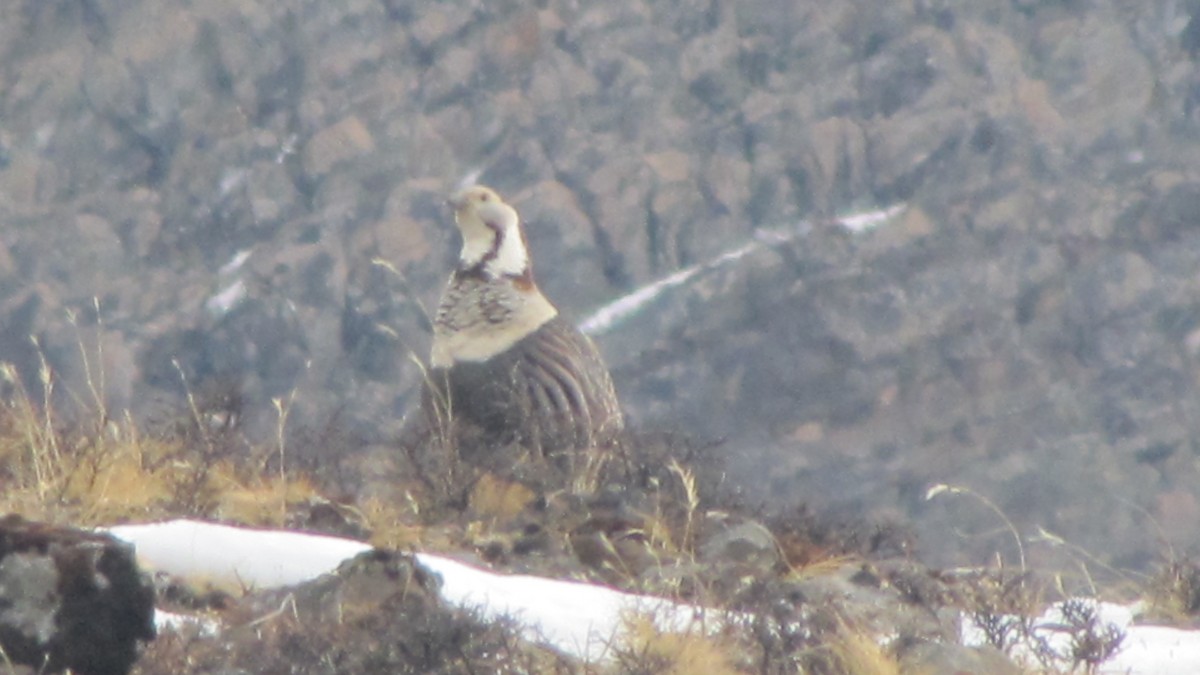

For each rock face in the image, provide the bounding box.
[1,1,1199,571]
[0,515,155,675]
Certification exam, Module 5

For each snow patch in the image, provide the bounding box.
[107,520,1200,671]
[961,598,1200,674]
[107,520,726,662]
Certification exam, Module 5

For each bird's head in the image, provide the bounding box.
[448,185,530,278]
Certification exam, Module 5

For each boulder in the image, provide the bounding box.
[0,515,155,675]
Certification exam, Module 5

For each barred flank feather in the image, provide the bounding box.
[426,316,623,454]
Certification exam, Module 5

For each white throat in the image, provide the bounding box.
[458,212,529,277]
[459,235,493,268]
[488,227,529,276]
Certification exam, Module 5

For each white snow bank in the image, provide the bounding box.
[107,520,372,591]
[107,520,1200,671]
[154,609,220,636]
[107,520,725,662]
[961,598,1200,674]
[416,553,724,662]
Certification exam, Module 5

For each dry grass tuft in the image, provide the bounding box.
[360,496,424,550]
[0,326,323,531]
[0,376,193,524]
[823,627,901,675]
[1146,556,1200,623]
[0,392,323,528]
[468,472,537,520]
[208,463,319,526]
[614,613,742,675]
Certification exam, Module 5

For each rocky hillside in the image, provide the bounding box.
[2,0,1200,573]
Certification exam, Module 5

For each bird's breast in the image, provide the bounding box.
[430,277,557,367]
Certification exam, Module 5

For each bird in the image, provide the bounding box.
[420,184,624,458]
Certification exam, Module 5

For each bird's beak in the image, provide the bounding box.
[446,191,469,212]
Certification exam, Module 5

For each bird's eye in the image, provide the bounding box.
[480,193,490,202]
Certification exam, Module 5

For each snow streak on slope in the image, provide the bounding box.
[578,204,905,336]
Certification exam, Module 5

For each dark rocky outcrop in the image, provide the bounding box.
[0,515,155,675]
[1,0,1199,575]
